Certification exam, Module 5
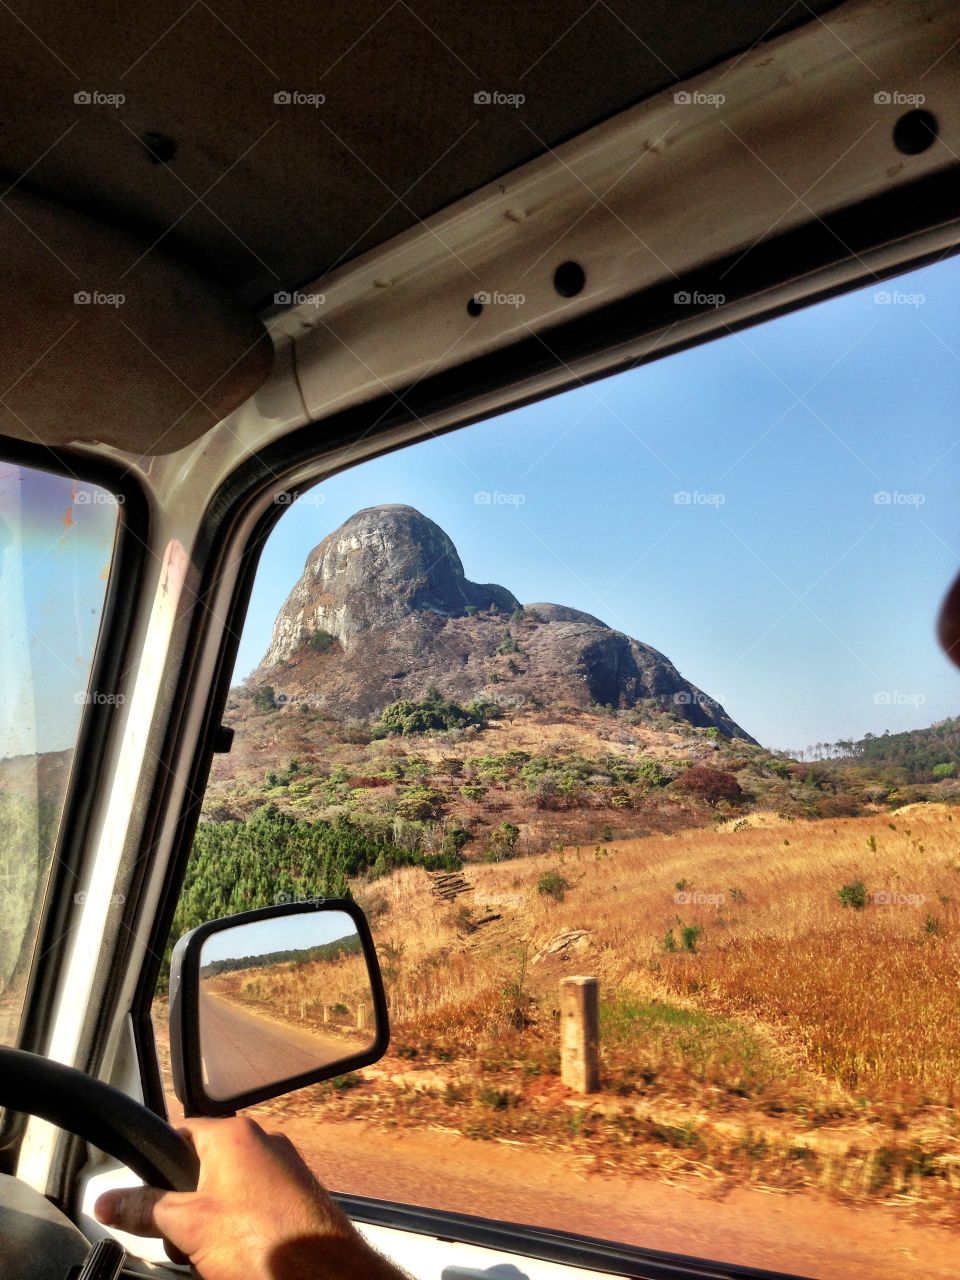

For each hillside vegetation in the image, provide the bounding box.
[828,716,960,781]
[202,699,960,869]
[158,503,960,1218]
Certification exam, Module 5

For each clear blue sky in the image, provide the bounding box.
[235,256,960,753]
[202,910,357,964]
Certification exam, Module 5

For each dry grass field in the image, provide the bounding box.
[240,804,960,1217]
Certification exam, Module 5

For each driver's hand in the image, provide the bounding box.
[93,1116,410,1280]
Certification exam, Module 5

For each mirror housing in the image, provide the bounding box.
[169,900,388,1116]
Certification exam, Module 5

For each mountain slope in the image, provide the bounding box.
[254,505,754,741]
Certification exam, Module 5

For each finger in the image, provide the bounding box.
[95,1187,192,1266]
[162,1237,191,1267]
[267,1131,297,1156]
[94,1186,168,1237]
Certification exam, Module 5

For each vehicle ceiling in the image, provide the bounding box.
[6,1,839,307]
[0,1,845,456]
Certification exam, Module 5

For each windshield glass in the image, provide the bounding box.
[162,255,960,1278]
[0,462,118,1044]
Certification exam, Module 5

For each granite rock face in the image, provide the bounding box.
[257,504,754,740]
[262,504,519,664]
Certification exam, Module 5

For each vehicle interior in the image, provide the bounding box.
[0,1,958,1277]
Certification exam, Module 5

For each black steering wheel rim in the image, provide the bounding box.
[0,1047,199,1192]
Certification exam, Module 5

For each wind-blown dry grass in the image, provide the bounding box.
[200,806,960,1211]
[321,806,960,1207]
[362,806,959,1094]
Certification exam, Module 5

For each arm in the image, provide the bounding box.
[94,1115,411,1280]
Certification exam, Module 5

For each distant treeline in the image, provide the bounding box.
[200,934,362,980]
[793,716,960,781]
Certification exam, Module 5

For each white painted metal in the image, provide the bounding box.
[359,1222,622,1280]
[268,0,959,426]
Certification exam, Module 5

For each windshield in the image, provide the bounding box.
[160,255,960,1279]
[0,462,118,1044]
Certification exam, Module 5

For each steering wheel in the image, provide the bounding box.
[0,1047,200,1192]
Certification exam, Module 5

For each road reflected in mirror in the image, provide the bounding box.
[198,909,376,1102]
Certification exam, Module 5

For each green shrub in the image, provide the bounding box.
[307,628,336,652]
[767,758,794,779]
[331,1072,363,1091]
[252,685,276,712]
[496,630,520,655]
[478,1085,516,1110]
[837,879,867,910]
[681,923,703,952]
[537,869,570,901]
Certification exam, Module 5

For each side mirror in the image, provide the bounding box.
[169,900,388,1116]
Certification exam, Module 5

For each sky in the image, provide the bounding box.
[202,910,357,965]
[234,256,960,752]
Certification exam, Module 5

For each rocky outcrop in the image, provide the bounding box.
[262,505,518,664]
[255,505,754,741]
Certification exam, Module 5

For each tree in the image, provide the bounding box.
[159,806,425,991]
[675,766,743,807]
[395,787,447,822]
[376,690,489,736]
[490,821,520,860]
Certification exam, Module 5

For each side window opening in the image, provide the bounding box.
[0,463,119,1046]
[154,256,960,1276]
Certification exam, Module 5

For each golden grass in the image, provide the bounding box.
[207,949,375,1034]
[356,807,960,1099]
[193,807,960,1207]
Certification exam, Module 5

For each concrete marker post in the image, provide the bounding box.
[560,975,599,1094]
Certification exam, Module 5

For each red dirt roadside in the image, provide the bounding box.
[163,1078,960,1280]
[276,1115,960,1280]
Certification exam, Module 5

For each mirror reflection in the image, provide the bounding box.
[198,909,376,1102]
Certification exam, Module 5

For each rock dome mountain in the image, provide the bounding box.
[255,504,754,741]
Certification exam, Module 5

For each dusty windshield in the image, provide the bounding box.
[0,463,118,1044]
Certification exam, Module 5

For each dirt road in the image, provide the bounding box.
[262,1114,960,1280]
[159,1007,960,1280]
[198,989,350,1098]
